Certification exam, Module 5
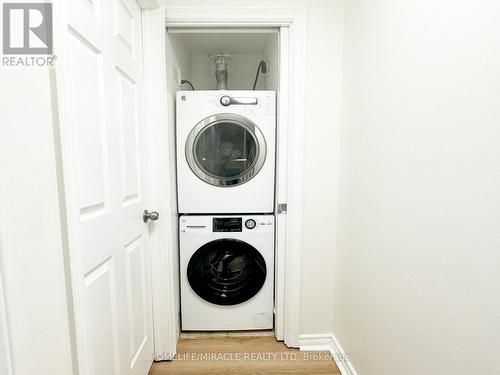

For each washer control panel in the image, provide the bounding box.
[213,217,242,232]
[180,215,274,235]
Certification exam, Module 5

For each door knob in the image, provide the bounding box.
[143,209,159,223]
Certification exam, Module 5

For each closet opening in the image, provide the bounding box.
[163,27,283,343]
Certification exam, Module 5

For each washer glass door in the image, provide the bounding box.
[187,239,267,306]
[186,114,266,186]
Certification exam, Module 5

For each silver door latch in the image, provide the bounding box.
[277,203,287,214]
[143,209,159,223]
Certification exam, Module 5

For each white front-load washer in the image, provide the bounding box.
[176,91,276,214]
[180,214,274,331]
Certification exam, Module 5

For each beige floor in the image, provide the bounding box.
[149,335,341,375]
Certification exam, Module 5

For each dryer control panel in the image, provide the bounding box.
[177,90,275,116]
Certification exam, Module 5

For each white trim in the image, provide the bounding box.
[141,6,178,360]
[273,25,290,342]
[136,0,161,9]
[166,27,279,34]
[282,10,306,348]
[159,6,306,349]
[165,7,306,27]
[299,333,358,375]
[0,261,13,375]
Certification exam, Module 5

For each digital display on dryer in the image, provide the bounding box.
[213,218,242,232]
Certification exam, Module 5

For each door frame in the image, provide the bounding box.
[146,5,307,352]
[0,265,13,375]
[141,5,179,360]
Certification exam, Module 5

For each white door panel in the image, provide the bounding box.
[58,0,153,374]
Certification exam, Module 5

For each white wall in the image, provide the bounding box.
[190,53,267,90]
[165,0,345,336]
[264,35,279,90]
[0,69,75,375]
[334,1,500,374]
[167,32,278,91]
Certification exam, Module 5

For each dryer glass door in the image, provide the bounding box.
[185,114,267,186]
[187,239,267,306]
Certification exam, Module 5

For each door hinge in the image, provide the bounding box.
[277,203,287,214]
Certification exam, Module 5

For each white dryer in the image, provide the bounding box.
[180,214,274,331]
[176,91,276,214]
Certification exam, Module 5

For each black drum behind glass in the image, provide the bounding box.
[187,239,267,306]
[194,121,258,179]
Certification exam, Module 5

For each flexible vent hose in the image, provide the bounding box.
[252,60,267,90]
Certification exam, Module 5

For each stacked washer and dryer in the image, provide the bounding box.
[176,90,276,330]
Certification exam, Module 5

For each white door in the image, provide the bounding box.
[56,0,153,374]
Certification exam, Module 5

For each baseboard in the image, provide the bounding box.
[299,333,358,375]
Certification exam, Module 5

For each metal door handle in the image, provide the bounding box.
[220,95,258,106]
[143,210,159,223]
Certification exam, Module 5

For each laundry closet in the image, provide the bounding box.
[163,29,282,335]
